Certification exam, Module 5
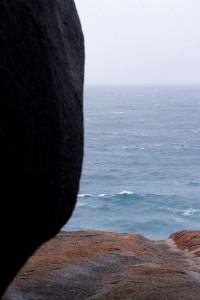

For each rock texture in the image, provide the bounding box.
[170,230,200,257]
[0,0,84,295]
[3,230,200,300]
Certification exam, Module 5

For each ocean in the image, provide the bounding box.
[63,86,200,240]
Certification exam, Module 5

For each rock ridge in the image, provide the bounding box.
[3,230,200,300]
[169,230,200,256]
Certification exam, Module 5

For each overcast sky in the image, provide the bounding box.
[74,0,200,86]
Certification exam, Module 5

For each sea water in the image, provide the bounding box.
[63,86,200,240]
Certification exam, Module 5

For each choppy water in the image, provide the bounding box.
[63,86,200,240]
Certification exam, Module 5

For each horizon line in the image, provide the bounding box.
[84,83,200,88]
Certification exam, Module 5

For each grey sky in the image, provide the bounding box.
[74,0,200,86]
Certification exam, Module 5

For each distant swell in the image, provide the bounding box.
[78,191,137,198]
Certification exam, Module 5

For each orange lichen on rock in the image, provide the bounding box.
[169,230,200,256]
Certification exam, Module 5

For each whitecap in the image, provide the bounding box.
[183,208,200,216]
[77,202,86,207]
[118,191,134,195]
[121,146,142,150]
[175,218,184,223]
[99,194,107,197]
[183,209,193,216]
[78,194,92,198]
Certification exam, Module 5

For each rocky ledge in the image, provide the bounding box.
[3,230,200,300]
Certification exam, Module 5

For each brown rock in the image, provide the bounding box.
[3,231,200,300]
[169,230,200,256]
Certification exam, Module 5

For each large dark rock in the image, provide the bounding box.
[0,0,84,296]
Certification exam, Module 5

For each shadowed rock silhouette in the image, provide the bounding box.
[0,0,84,296]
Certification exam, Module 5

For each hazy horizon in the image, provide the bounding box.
[84,83,200,87]
[75,0,200,86]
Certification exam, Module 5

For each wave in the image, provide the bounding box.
[182,208,200,216]
[77,191,144,203]
[77,192,195,207]
[118,191,134,195]
[77,202,87,207]
[78,191,137,198]
[78,194,93,198]
[77,191,172,200]
[121,146,145,150]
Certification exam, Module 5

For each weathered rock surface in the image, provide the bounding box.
[3,230,200,300]
[170,230,200,257]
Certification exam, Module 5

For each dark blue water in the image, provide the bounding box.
[63,86,200,240]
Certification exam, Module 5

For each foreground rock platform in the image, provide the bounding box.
[3,230,200,300]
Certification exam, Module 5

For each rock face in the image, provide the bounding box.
[0,0,84,296]
[3,230,200,299]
